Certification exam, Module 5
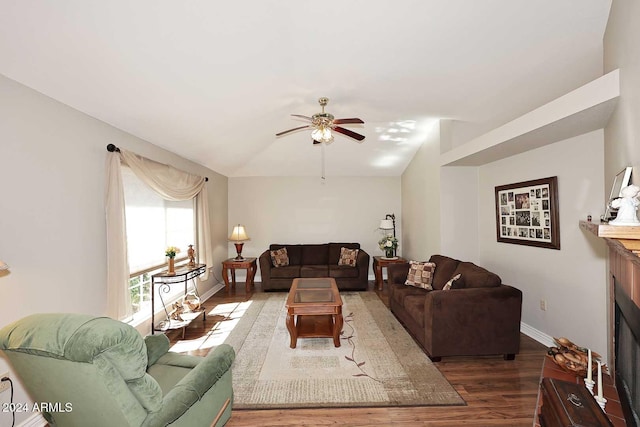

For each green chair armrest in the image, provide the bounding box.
[144,334,170,368]
[143,344,235,426]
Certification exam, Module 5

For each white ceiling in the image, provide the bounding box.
[0,1,611,177]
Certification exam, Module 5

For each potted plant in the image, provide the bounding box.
[165,246,180,274]
[378,235,398,259]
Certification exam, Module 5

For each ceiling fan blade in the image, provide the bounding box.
[333,118,364,125]
[291,114,313,121]
[276,125,311,137]
[333,126,365,141]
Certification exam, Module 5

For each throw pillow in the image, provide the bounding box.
[338,247,359,267]
[442,273,462,290]
[404,261,436,290]
[270,247,289,267]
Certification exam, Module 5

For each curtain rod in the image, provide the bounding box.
[106,144,209,182]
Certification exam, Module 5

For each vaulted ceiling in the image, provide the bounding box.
[0,1,611,177]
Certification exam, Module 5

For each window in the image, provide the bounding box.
[122,166,195,316]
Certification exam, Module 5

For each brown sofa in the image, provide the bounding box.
[387,254,522,361]
[259,243,370,291]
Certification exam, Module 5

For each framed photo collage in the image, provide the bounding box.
[494,176,560,250]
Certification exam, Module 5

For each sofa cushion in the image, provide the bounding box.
[270,247,289,267]
[300,265,329,278]
[338,247,359,266]
[270,265,301,279]
[329,264,359,279]
[301,244,329,265]
[402,295,426,328]
[390,283,429,308]
[429,255,461,290]
[270,244,302,265]
[442,273,463,290]
[452,262,501,288]
[405,261,436,290]
[329,243,360,265]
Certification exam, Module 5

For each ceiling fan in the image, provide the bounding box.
[276,97,365,144]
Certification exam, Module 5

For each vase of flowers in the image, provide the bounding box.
[378,235,398,259]
[165,246,180,274]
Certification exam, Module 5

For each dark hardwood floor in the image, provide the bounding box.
[166,281,547,427]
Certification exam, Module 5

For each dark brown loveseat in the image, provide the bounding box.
[259,243,370,291]
[388,254,522,361]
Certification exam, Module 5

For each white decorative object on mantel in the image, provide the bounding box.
[609,185,640,226]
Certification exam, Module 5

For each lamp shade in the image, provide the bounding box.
[379,219,394,230]
[228,225,250,242]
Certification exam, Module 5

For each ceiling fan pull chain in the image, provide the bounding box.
[321,142,326,181]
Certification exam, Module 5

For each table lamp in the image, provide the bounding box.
[229,225,250,260]
[379,213,397,257]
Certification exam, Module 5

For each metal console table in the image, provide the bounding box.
[151,263,206,337]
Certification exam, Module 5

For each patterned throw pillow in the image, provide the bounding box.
[338,247,359,267]
[404,261,436,290]
[442,273,462,290]
[270,247,289,267]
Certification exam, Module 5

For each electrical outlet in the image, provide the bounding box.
[540,299,547,311]
[0,373,10,394]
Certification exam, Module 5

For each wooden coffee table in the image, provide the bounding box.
[285,277,343,349]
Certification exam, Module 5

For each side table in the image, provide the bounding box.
[222,257,257,293]
[373,256,407,291]
[151,263,206,337]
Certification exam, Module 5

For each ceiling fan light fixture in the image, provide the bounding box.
[276,97,364,143]
[312,127,334,143]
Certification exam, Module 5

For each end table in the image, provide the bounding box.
[373,256,407,291]
[222,257,257,293]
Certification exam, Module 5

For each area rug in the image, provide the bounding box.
[223,292,465,409]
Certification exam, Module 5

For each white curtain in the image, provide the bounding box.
[105,153,132,320]
[105,148,214,320]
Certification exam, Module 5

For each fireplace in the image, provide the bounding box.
[614,280,640,426]
[578,220,640,425]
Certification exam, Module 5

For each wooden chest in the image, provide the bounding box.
[540,378,613,427]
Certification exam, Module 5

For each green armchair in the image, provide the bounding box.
[0,313,235,427]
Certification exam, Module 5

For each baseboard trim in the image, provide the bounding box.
[18,412,47,427]
[200,282,224,301]
[521,322,555,348]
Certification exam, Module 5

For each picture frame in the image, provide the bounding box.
[495,176,560,250]
[602,166,632,222]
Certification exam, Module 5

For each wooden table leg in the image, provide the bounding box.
[249,261,257,289]
[374,262,383,291]
[245,264,255,293]
[230,268,236,288]
[286,313,297,348]
[333,312,343,347]
[222,266,230,292]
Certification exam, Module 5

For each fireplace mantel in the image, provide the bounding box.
[580,220,640,256]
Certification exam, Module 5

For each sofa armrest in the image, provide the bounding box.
[356,250,370,280]
[258,250,272,285]
[423,285,522,356]
[144,334,170,368]
[143,344,235,426]
[388,262,410,285]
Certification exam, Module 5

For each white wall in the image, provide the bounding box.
[400,121,441,261]
[228,176,401,280]
[440,166,480,263]
[604,0,640,188]
[477,130,607,357]
[0,74,228,426]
